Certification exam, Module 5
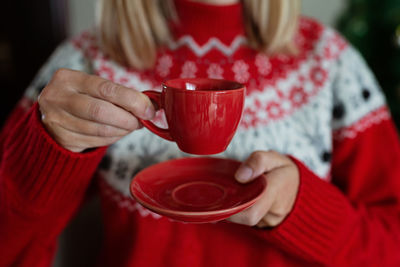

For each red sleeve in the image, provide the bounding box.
[254,108,400,265]
[0,101,106,266]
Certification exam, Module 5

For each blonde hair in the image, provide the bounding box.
[98,0,301,70]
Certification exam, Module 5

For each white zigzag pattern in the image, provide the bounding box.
[100,179,217,224]
[101,180,162,219]
[168,35,247,56]
[333,107,390,141]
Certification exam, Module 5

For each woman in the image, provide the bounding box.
[1,0,400,266]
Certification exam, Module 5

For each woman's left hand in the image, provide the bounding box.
[228,151,300,228]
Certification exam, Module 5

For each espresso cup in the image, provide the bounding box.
[139,78,245,155]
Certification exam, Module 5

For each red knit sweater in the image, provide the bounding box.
[1,0,400,266]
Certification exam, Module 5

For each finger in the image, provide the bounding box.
[227,175,274,226]
[257,166,299,228]
[48,124,122,152]
[64,93,140,131]
[45,108,130,137]
[235,150,290,183]
[255,215,277,228]
[256,213,284,228]
[256,219,269,228]
[76,74,155,120]
[265,166,299,220]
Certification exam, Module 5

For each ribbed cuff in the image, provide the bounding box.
[1,103,107,214]
[262,158,356,264]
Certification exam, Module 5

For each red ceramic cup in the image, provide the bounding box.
[139,78,245,155]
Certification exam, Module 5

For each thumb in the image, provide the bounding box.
[235,151,288,183]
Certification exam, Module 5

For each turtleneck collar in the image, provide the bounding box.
[172,0,245,45]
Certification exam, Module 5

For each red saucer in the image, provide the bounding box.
[130,157,266,223]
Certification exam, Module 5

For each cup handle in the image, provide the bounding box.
[139,91,174,141]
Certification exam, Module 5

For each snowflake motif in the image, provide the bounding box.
[87,45,99,58]
[98,63,115,80]
[277,54,290,63]
[310,66,328,87]
[180,61,198,78]
[71,38,83,50]
[324,34,347,59]
[117,77,129,85]
[266,101,285,120]
[324,45,339,60]
[232,60,250,83]
[289,86,308,108]
[207,63,224,79]
[241,108,260,128]
[255,53,271,75]
[156,54,173,77]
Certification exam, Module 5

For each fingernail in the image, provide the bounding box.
[235,166,253,183]
[145,106,155,120]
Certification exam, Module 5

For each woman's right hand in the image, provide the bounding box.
[38,68,155,153]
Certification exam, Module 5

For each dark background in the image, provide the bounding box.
[0,0,67,127]
[0,3,103,265]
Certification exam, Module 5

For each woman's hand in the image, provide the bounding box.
[38,68,155,152]
[228,151,300,228]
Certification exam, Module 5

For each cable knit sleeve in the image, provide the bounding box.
[255,44,400,266]
[0,34,106,266]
